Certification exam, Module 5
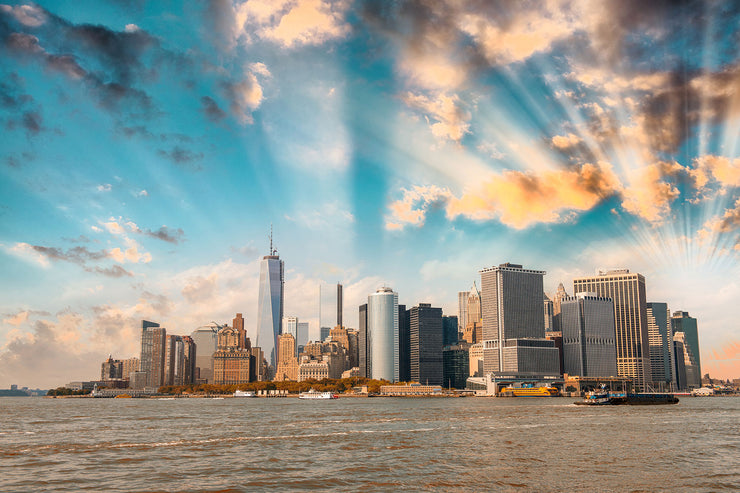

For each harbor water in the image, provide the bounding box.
[1,396,738,492]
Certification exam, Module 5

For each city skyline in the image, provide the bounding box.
[1,2,740,387]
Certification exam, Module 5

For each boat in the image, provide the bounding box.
[575,391,678,406]
[299,389,339,400]
[498,386,560,397]
[233,390,256,398]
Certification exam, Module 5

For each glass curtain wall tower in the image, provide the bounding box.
[256,232,284,374]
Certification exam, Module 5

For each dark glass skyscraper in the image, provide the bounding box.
[409,303,443,385]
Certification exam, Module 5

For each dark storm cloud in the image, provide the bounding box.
[200,95,226,121]
[157,146,204,170]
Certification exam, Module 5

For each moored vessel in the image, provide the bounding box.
[498,386,559,397]
[299,389,338,399]
[233,390,256,398]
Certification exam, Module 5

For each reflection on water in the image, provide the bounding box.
[1,397,738,491]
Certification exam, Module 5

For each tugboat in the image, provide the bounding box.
[574,387,611,406]
[575,386,678,405]
[299,389,339,400]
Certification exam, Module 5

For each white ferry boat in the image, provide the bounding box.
[233,390,256,398]
[299,389,338,400]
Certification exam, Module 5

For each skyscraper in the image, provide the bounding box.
[140,320,166,388]
[358,303,369,378]
[671,311,700,382]
[212,325,251,385]
[275,333,298,381]
[398,304,409,382]
[182,335,196,385]
[190,324,219,383]
[561,293,618,378]
[552,282,569,332]
[543,293,554,331]
[442,315,458,346]
[297,321,309,349]
[573,269,652,390]
[647,302,675,388]
[233,313,246,349]
[337,283,343,327]
[368,287,399,382]
[458,290,469,334]
[256,236,284,373]
[283,316,298,342]
[467,283,481,325]
[409,303,443,385]
[480,263,559,375]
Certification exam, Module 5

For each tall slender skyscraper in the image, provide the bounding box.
[647,302,675,388]
[467,283,481,325]
[256,230,284,373]
[480,263,559,375]
[368,287,399,382]
[358,303,369,378]
[458,291,469,333]
[573,269,651,390]
[337,283,343,327]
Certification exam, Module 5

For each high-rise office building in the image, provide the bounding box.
[544,293,554,331]
[458,290,469,333]
[561,293,618,378]
[467,283,481,325]
[256,242,284,373]
[647,302,675,387]
[398,305,409,382]
[275,333,298,381]
[671,311,700,383]
[672,336,688,390]
[337,283,343,327]
[443,343,470,389]
[283,316,298,355]
[233,313,246,349]
[182,335,196,385]
[190,324,219,383]
[212,325,251,385]
[358,303,369,378]
[409,303,443,385]
[368,287,399,382]
[442,315,458,346]
[122,357,140,381]
[320,326,331,342]
[140,320,166,388]
[480,263,559,375]
[164,334,185,386]
[552,282,569,332]
[101,355,122,380]
[573,269,651,390]
[297,322,309,349]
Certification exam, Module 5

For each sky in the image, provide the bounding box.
[1,0,739,388]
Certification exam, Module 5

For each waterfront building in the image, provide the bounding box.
[443,343,470,389]
[379,384,442,395]
[121,357,140,381]
[479,263,559,375]
[182,336,196,385]
[409,303,443,385]
[399,304,409,382]
[671,311,701,383]
[573,269,652,390]
[358,303,369,378]
[275,333,298,381]
[647,302,675,388]
[191,324,220,383]
[341,367,360,378]
[458,291,469,334]
[298,357,329,381]
[212,326,251,385]
[164,334,185,386]
[256,238,284,375]
[140,320,166,388]
[101,355,122,380]
[544,329,564,376]
[673,331,700,389]
[469,342,483,377]
[129,370,147,389]
[442,315,458,347]
[368,287,399,382]
[561,293,618,378]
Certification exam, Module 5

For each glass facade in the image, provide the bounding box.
[256,255,284,372]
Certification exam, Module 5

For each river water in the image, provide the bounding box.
[1,396,738,492]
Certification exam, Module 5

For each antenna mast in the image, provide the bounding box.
[269,223,277,255]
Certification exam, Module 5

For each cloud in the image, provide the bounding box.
[136,189,148,197]
[0,4,47,27]
[86,265,134,278]
[200,96,226,122]
[220,70,264,125]
[97,183,112,192]
[181,273,219,304]
[387,162,622,230]
[385,185,452,231]
[402,92,470,143]
[620,162,682,223]
[284,201,355,230]
[693,155,740,193]
[551,133,582,150]
[157,146,204,169]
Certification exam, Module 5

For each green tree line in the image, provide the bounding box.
[46,387,92,396]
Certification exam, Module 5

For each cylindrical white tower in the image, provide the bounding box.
[368,287,399,382]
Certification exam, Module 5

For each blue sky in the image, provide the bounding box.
[1,1,739,387]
